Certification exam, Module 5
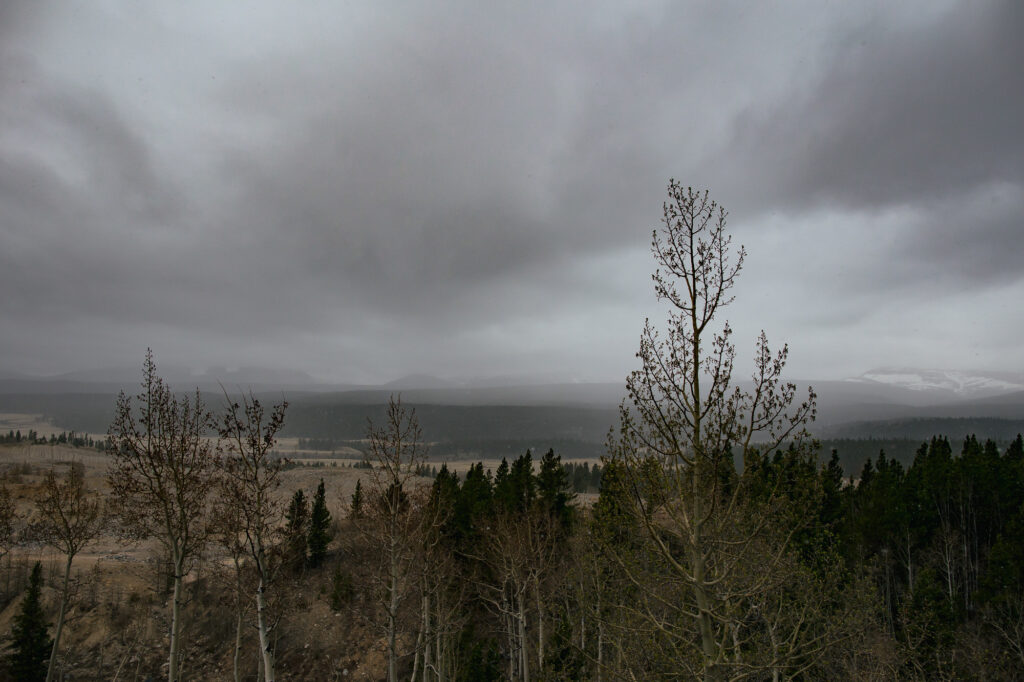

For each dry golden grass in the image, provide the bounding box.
[0,442,399,679]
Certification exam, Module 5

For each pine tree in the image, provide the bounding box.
[307,479,332,567]
[536,448,575,529]
[496,451,534,513]
[8,562,52,682]
[284,489,309,570]
[454,463,493,543]
[350,479,364,519]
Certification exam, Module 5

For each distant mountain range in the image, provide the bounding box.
[0,365,327,394]
[1,366,1021,446]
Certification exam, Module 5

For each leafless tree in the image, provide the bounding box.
[217,391,288,682]
[358,395,434,682]
[107,350,218,682]
[470,508,560,682]
[210,481,254,682]
[985,598,1024,671]
[411,535,467,682]
[35,462,105,682]
[606,183,823,681]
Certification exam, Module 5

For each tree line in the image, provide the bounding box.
[0,429,104,450]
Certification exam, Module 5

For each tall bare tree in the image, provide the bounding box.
[107,350,218,682]
[210,481,254,682]
[412,533,466,682]
[217,392,288,682]
[606,183,820,681]
[35,463,105,682]
[409,481,466,682]
[472,508,560,682]
[359,395,433,682]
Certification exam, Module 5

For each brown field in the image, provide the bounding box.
[0,440,431,680]
[0,441,392,538]
[0,413,70,440]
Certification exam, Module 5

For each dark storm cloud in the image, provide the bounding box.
[689,0,1024,323]
[894,184,1024,290]
[717,1,1023,212]
[199,3,677,328]
[0,1,1020,380]
[0,84,203,336]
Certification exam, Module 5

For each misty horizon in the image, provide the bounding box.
[5,362,1024,390]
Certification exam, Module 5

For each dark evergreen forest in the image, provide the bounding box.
[348,432,1024,680]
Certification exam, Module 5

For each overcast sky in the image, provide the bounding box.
[1,1,1021,384]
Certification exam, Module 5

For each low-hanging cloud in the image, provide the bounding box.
[0,1,1019,381]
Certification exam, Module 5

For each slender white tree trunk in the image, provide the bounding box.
[45,554,74,682]
[534,576,544,671]
[169,554,185,682]
[256,575,276,682]
[436,594,445,682]
[693,545,719,681]
[504,604,515,682]
[233,610,243,682]
[768,620,780,682]
[421,592,431,682]
[962,530,971,612]
[388,533,400,682]
[411,593,424,682]
[942,531,955,606]
[518,596,530,682]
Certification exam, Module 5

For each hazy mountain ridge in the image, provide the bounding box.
[2,367,1022,449]
[0,366,331,395]
[8,364,1021,400]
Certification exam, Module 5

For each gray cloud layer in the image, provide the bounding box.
[1,1,1020,382]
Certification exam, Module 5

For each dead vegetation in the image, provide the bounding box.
[0,441,413,681]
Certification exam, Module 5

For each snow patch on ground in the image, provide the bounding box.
[845,368,1024,398]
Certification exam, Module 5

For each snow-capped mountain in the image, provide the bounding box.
[845,368,1024,399]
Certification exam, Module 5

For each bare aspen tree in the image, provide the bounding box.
[568,527,616,682]
[409,487,466,682]
[217,392,288,682]
[472,509,560,682]
[413,540,466,682]
[35,463,105,682]
[606,183,820,681]
[107,350,218,682]
[211,484,252,682]
[359,395,433,682]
